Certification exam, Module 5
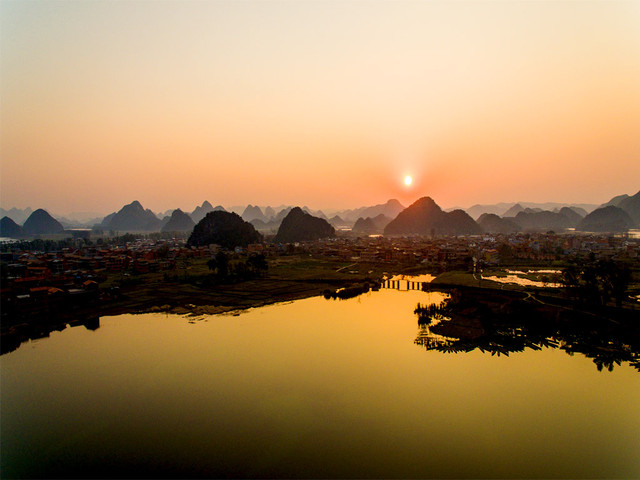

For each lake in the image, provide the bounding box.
[1,282,638,478]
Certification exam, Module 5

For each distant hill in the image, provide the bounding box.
[477,213,520,234]
[617,190,640,225]
[558,207,584,227]
[22,209,65,235]
[274,207,335,243]
[334,199,405,224]
[187,211,262,249]
[352,214,392,234]
[471,202,597,220]
[567,206,588,217]
[161,209,195,232]
[577,206,635,232]
[0,216,23,238]
[352,217,377,234]
[264,206,276,219]
[465,203,514,220]
[502,203,526,217]
[384,197,482,236]
[302,206,328,220]
[249,218,280,233]
[100,201,162,232]
[242,205,266,223]
[0,207,33,225]
[190,201,215,223]
[601,194,630,208]
[275,207,294,222]
[511,211,572,231]
[329,215,350,229]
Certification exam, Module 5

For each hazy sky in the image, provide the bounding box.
[2,0,639,215]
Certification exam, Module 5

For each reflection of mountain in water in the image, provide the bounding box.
[414,289,640,372]
[2,316,100,355]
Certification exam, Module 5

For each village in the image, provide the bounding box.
[2,230,639,318]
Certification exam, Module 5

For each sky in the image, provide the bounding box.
[2,0,639,215]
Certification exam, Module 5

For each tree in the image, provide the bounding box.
[215,251,229,278]
[247,253,268,276]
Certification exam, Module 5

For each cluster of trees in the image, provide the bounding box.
[206,251,268,281]
[562,257,633,307]
[0,238,88,253]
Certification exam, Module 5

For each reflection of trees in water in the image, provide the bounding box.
[1,316,100,355]
[414,291,640,372]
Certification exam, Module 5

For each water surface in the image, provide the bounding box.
[1,286,638,478]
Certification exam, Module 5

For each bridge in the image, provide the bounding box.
[381,279,428,291]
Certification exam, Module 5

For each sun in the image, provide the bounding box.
[404,175,413,187]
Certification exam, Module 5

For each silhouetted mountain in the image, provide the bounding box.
[371,214,392,230]
[274,207,335,243]
[100,201,162,232]
[328,215,349,228]
[558,207,584,227]
[617,190,640,225]
[568,206,588,217]
[0,207,33,225]
[190,201,215,223]
[352,217,377,234]
[384,197,482,236]
[503,203,525,217]
[465,203,514,220]
[601,194,630,208]
[512,210,572,231]
[445,210,484,235]
[157,209,174,219]
[22,209,65,235]
[477,213,520,234]
[275,207,294,222]
[249,218,281,233]
[0,216,23,238]
[577,206,635,232]
[301,206,328,220]
[466,202,595,219]
[352,214,392,234]
[187,211,262,249]
[333,199,405,223]
[264,206,276,219]
[161,209,195,232]
[242,205,266,223]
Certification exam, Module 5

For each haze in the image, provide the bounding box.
[2,0,639,215]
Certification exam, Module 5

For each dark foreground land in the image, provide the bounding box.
[1,256,391,353]
[416,284,640,372]
[2,253,639,359]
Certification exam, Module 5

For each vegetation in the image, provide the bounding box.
[187,211,262,249]
[562,257,633,307]
[273,207,335,243]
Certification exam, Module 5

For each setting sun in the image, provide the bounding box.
[404,175,413,187]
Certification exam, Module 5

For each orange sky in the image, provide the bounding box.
[2,0,639,215]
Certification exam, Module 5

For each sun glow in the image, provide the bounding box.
[404,175,413,187]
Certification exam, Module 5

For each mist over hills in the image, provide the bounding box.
[2,190,638,238]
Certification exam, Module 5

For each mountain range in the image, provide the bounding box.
[2,190,638,238]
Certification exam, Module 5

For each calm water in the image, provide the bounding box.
[1,285,638,478]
